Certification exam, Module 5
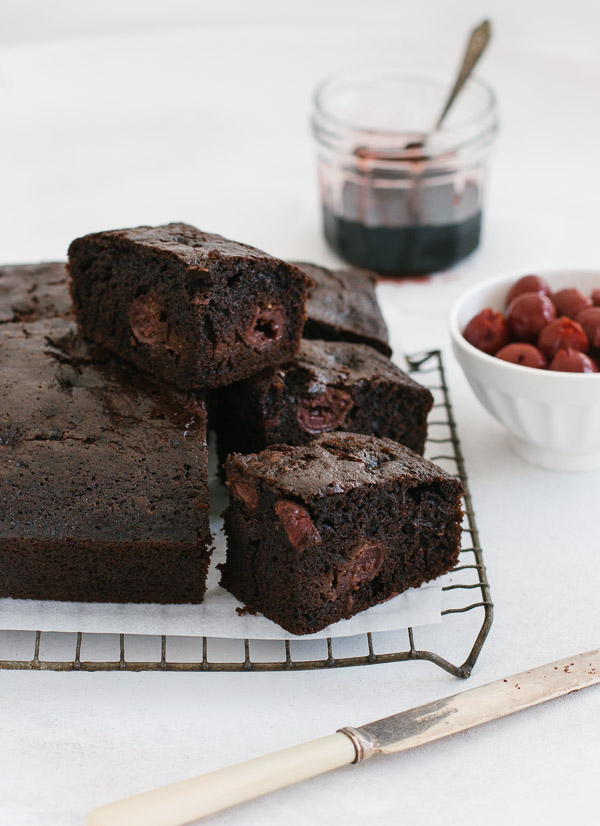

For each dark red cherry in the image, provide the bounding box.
[549,348,598,373]
[550,288,592,319]
[129,294,167,346]
[538,317,588,359]
[506,275,551,307]
[244,304,285,351]
[297,389,353,434]
[575,307,600,349]
[227,474,259,509]
[463,308,509,355]
[495,343,548,369]
[274,500,322,552]
[336,541,385,591]
[591,289,600,307]
[506,293,557,342]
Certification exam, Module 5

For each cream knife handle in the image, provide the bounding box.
[86,733,356,826]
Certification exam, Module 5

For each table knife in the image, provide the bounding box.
[87,649,599,826]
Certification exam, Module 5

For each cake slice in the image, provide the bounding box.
[0,262,71,323]
[0,318,212,604]
[215,339,433,464]
[69,224,312,391]
[294,261,391,356]
[221,433,463,634]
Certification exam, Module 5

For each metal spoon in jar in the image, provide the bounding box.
[358,19,493,158]
[403,19,492,223]
[434,18,492,132]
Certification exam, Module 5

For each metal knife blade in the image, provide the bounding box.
[339,649,600,761]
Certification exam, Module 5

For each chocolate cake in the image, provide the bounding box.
[221,433,463,634]
[294,261,391,356]
[215,339,433,464]
[0,318,212,603]
[0,262,71,323]
[69,224,312,391]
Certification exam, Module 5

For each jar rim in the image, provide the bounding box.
[312,67,497,142]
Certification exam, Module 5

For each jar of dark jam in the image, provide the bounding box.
[311,68,498,276]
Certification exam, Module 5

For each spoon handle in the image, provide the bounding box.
[434,19,492,130]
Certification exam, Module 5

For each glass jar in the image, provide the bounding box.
[311,68,498,276]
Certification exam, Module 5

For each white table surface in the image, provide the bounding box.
[1,7,599,825]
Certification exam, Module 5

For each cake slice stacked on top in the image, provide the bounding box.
[69,223,312,391]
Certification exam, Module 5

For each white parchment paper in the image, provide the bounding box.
[0,486,442,641]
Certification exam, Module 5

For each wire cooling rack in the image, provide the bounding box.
[0,350,492,678]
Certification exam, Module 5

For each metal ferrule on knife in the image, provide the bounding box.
[338,649,600,763]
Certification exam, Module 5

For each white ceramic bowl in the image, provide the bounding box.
[450,269,600,471]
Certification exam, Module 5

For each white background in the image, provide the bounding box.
[1,2,599,825]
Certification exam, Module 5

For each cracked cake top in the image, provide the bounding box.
[0,319,208,543]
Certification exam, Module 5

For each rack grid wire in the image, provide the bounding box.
[0,349,493,678]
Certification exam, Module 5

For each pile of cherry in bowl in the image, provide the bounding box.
[463,275,600,373]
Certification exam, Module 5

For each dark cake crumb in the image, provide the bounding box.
[0,262,71,324]
[294,261,391,356]
[221,432,463,634]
